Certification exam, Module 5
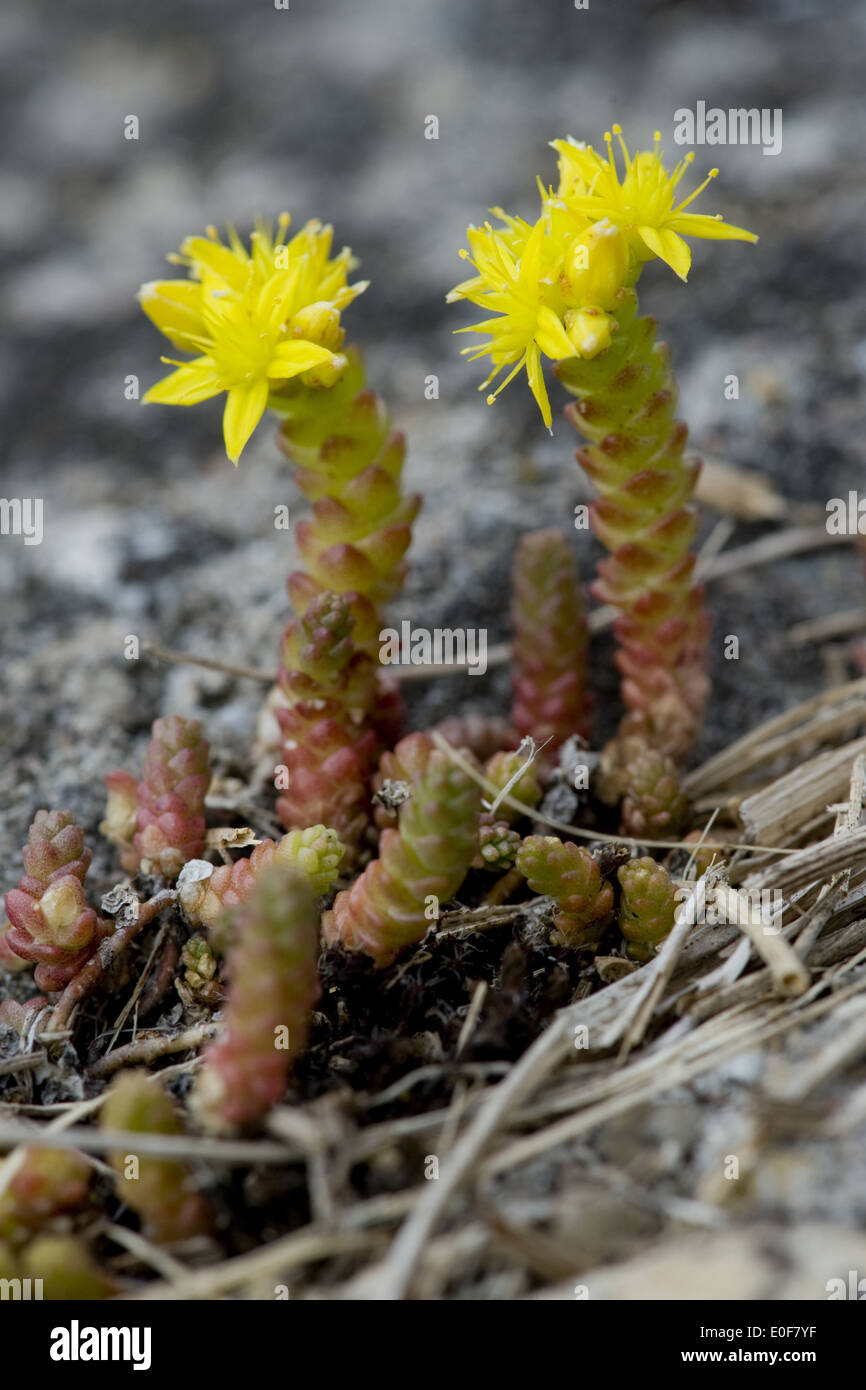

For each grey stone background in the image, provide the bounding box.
[2,0,865,866]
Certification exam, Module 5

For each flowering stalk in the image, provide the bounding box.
[275,349,421,654]
[139,219,419,661]
[193,865,320,1132]
[617,855,678,953]
[511,531,591,752]
[178,824,345,931]
[0,1148,92,1245]
[451,125,756,760]
[4,811,108,991]
[515,835,613,946]
[275,592,377,852]
[323,732,481,967]
[102,1070,212,1243]
[558,292,707,760]
[102,716,211,881]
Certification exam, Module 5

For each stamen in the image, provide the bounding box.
[486,356,528,404]
[611,123,632,174]
[603,130,616,176]
[674,167,718,213]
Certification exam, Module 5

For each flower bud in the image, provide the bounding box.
[291,301,345,350]
[565,306,613,359]
[560,219,628,310]
[302,351,348,389]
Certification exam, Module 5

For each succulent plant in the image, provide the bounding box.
[511,530,591,753]
[474,821,522,872]
[102,1070,213,1243]
[0,1147,92,1245]
[178,824,345,933]
[193,865,321,1132]
[617,737,689,838]
[22,1235,116,1300]
[3,811,108,990]
[617,855,679,951]
[483,747,543,822]
[276,349,421,654]
[103,716,211,882]
[274,592,378,854]
[451,126,756,760]
[323,732,481,966]
[516,834,614,946]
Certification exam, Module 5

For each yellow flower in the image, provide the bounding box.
[552,125,757,281]
[450,213,616,429]
[140,217,367,464]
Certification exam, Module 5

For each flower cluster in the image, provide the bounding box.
[141,216,367,463]
[449,126,756,425]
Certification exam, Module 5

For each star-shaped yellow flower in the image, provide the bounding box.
[140,217,367,464]
[449,209,625,427]
[552,125,757,281]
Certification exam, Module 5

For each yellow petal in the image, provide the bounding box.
[222,380,269,464]
[671,213,759,243]
[180,236,249,293]
[525,346,552,429]
[144,360,221,406]
[535,305,578,361]
[269,341,335,378]
[638,225,692,281]
[138,280,207,351]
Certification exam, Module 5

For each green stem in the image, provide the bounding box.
[273,348,421,655]
[557,287,709,762]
